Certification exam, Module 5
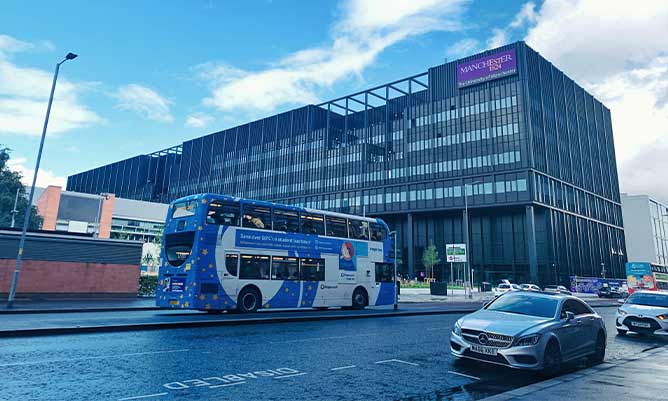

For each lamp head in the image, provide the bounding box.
[65,52,78,61]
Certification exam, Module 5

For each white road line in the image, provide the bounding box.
[118,392,168,401]
[374,359,420,367]
[0,349,190,368]
[447,370,481,381]
[331,365,357,371]
[273,372,308,379]
[210,381,246,389]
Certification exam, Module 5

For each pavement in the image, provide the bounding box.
[482,341,668,401]
[0,307,664,401]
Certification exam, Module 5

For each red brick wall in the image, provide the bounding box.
[0,259,138,296]
[36,186,62,231]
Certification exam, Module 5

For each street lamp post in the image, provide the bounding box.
[390,230,398,311]
[6,52,78,308]
[10,188,20,228]
[600,262,606,279]
[463,180,483,299]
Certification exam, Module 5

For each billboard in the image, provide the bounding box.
[446,244,467,263]
[457,49,517,88]
[625,262,656,292]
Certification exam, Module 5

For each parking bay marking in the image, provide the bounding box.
[447,370,481,381]
[375,359,420,367]
[118,393,168,401]
[273,372,308,379]
[331,365,357,371]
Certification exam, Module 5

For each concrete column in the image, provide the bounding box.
[525,205,539,283]
[407,213,414,279]
[98,194,116,239]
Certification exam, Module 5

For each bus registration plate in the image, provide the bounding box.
[471,345,498,356]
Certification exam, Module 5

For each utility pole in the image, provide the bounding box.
[10,188,20,228]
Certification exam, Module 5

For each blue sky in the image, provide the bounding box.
[1,1,668,202]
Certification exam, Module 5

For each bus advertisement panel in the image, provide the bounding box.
[625,262,656,293]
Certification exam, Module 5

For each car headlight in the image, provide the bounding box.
[514,334,541,347]
[617,308,628,316]
[453,320,462,336]
[658,314,668,321]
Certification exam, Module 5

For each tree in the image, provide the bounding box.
[422,242,441,280]
[0,147,42,230]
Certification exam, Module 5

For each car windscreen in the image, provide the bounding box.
[627,293,668,308]
[486,294,559,318]
[498,284,510,289]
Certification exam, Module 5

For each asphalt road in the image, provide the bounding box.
[0,307,665,401]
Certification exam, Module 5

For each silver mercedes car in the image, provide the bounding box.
[450,292,606,375]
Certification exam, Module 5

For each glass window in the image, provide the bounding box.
[300,258,325,281]
[273,208,299,233]
[271,256,299,280]
[485,293,559,318]
[326,216,349,238]
[375,263,394,283]
[370,222,388,241]
[242,204,272,230]
[225,254,238,276]
[239,255,270,280]
[172,199,197,218]
[348,219,369,240]
[207,200,240,226]
[561,299,592,317]
[300,212,325,235]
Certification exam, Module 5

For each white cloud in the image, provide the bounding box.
[0,34,103,137]
[7,156,67,188]
[445,38,479,60]
[487,28,508,49]
[487,1,536,49]
[185,112,214,128]
[523,0,668,202]
[199,0,469,114]
[114,84,173,123]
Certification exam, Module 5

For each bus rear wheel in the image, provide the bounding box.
[237,287,261,313]
[352,288,368,310]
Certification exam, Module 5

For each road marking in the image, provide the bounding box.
[0,349,190,367]
[209,381,246,389]
[270,333,374,344]
[426,327,450,331]
[375,359,420,367]
[331,365,356,371]
[447,370,481,381]
[273,372,308,379]
[118,393,168,401]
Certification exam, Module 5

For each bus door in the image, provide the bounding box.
[357,256,374,288]
[220,250,240,297]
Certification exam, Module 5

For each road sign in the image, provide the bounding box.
[446,243,467,263]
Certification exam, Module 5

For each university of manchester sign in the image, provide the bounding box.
[457,49,517,88]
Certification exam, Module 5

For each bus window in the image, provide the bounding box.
[325,216,348,238]
[300,213,325,235]
[240,255,270,280]
[300,258,325,281]
[172,199,197,218]
[207,200,240,226]
[273,208,299,233]
[375,263,394,283]
[370,223,388,241]
[242,204,272,230]
[271,256,299,280]
[348,219,369,240]
[225,254,238,276]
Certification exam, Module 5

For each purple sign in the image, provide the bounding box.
[457,49,517,88]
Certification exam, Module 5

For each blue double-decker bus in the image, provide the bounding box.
[156,194,396,313]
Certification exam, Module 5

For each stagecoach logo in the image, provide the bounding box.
[341,242,354,261]
[478,333,489,345]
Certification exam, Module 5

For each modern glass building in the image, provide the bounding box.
[67,42,626,285]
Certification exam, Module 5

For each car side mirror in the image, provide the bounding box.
[565,311,575,322]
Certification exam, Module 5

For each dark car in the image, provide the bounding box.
[598,285,624,298]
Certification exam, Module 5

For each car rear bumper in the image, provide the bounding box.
[450,332,543,370]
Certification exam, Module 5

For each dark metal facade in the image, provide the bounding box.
[67,42,626,284]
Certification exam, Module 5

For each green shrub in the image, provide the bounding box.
[138,275,158,296]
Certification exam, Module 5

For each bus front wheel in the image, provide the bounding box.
[238,287,261,313]
[352,288,368,310]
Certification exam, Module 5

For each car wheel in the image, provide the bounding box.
[616,329,627,336]
[588,331,606,365]
[352,288,368,309]
[541,340,562,377]
[237,287,261,313]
